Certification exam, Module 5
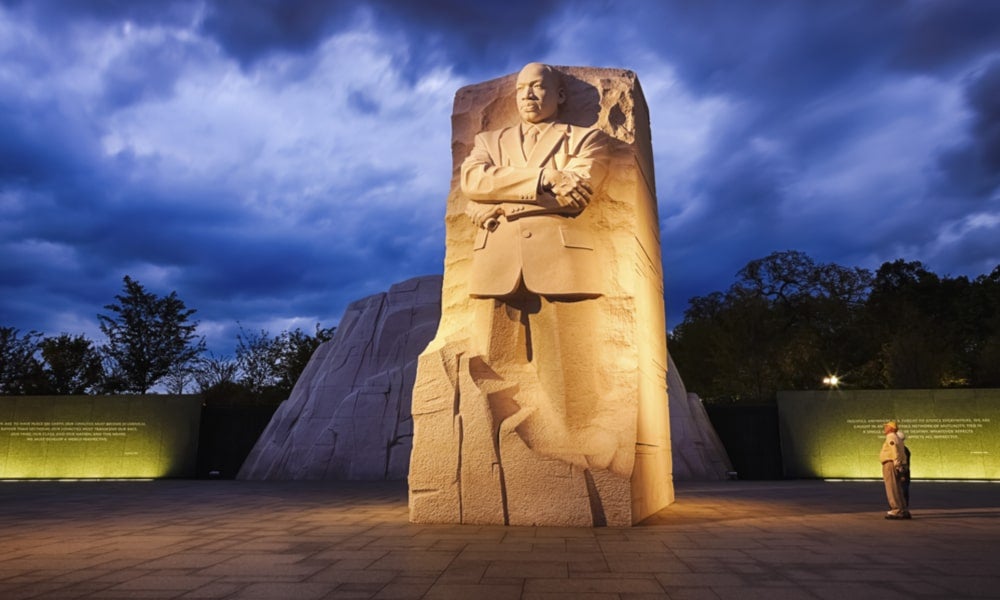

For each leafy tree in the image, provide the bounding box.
[98,276,205,394]
[275,324,335,392]
[672,252,1000,401]
[737,251,875,389]
[191,353,252,407]
[671,288,783,403]
[162,363,197,395]
[671,251,873,403]
[235,326,283,394]
[0,327,44,394]
[235,323,335,398]
[863,260,970,388]
[969,266,1000,386]
[193,353,239,392]
[38,333,105,394]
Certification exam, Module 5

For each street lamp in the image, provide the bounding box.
[822,375,840,388]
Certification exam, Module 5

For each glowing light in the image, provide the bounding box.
[822,375,840,387]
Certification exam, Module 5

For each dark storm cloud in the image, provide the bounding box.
[361,0,563,74]
[198,0,562,76]
[0,0,198,34]
[891,1,1000,73]
[629,1,1000,100]
[938,59,1000,197]
[102,34,197,108]
[199,0,352,66]
[966,62,1000,173]
[0,99,101,186]
[625,2,889,101]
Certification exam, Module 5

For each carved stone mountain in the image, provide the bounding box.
[237,275,441,480]
[668,352,734,480]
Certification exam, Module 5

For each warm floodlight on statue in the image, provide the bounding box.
[409,62,674,527]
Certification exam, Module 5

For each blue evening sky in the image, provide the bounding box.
[1,0,998,354]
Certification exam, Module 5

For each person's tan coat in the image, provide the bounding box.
[880,432,907,467]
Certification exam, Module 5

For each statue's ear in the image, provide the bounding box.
[558,86,566,105]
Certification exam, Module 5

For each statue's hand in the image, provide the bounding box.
[541,169,593,209]
[466,203,503,230]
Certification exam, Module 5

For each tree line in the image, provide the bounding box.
[9,253,997,405]
[669,251,1000,404]
[1,276,334,403]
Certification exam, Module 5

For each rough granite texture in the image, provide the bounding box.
[238,276,441,481]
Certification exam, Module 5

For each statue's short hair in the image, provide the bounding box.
[526,62,563,89]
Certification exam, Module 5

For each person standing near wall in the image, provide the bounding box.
[897,426,911,505]
[880,420,911,519]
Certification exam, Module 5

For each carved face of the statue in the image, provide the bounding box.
[515,63,564,124]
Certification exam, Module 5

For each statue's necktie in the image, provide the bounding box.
[524,126,540,155]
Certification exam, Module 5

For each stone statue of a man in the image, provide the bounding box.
[410,62,672,527]
[461,62,610,298]
[456,62,627,479]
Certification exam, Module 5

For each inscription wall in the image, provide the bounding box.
[0,396,201,478]
[778,389,999,479]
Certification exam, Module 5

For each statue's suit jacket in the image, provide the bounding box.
[460,122,609,298]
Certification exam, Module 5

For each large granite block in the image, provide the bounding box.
[409,64,673,526]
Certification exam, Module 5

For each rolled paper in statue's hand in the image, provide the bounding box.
[484,217,499,231]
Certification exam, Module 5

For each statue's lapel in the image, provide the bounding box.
[527,123,567,167]
[501,128,527,167]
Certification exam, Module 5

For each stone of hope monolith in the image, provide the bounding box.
[409,63,672,526]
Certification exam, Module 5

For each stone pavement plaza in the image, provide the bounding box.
[1,479,998,599]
